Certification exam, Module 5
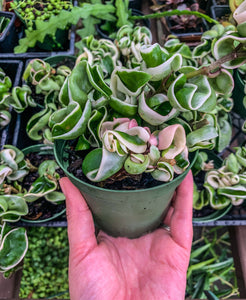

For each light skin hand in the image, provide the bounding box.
[60,170,193,300]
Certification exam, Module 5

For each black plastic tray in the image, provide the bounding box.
[0,26,76,60]
[0,59,23,149]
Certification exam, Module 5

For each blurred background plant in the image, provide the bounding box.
[186,227,239,299]
[19,227,69,299]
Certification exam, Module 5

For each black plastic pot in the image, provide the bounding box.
[0,11,18,53]
[129,0,142,10]
[232,69,246,118]
[12,55,76,150]
[1,0,76,59]
[166,17,209,43]
[210,5,231,20]
[14,144,67,227]
[0,59,23,149]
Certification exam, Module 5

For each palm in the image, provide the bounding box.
[60,171,193,300]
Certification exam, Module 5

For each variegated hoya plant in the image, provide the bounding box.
[193,146,246,210]
[0,144,65,276]
[2,19,246,191]
[16,21,246,184]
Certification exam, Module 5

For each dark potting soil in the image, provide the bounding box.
[22,152,66,221]
[65,146,165,190]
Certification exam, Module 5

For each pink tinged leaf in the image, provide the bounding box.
[128,119,138,128]
[158,124,186,159]
[100,118,130,137]
[148,134,158,146]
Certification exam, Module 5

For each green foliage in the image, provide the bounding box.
[186,227,239,299]
[0,16,10,34]
[14,4,116,53]
[10,0,73,30]
[19,227,69,299]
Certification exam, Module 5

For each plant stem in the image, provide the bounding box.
[130,9,219,25]
[186,51,246,79]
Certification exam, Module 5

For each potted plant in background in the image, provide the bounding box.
[0,0,117,59]
[0,10,18,52]
[0,59,23,149]
[0,142,66,277]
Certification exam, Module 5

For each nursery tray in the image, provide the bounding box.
[0,59,23,149]
[0,26,76,61]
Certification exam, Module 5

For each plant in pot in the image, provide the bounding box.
[0,10,18,53]
[0,56,76,149]
[26,21,245,238]
[0,146,29,277]
[192,146,246,223]
[9,0,117,54]
[0,144,66,224]
[0,67,13,131]
[0,143,67,277]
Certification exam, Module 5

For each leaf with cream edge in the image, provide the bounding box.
[110,67,151,97]
[26,107,53,141]
[102,128,149,154]
[151,161,174,182]
[50,100,92,140]
[167,68,217,113]
[8,85,36,113]
[203,183,231,210]
[109,68,151,116]
[0,225,28,272]
[235,146,246,167]
[0,195,28,222]
[24,159,64,203]
[233,1,246,26]
[140,43,182,81]
[124,154,150,175]
[186,126,218,151]
[213,34,246,69]
[0,146,29,183]
[138,92,178,125]
[158,124,187,159]
[23,59,52,86]
[82,148,127,182]
[0,111,11,128]
[208,69,234,95]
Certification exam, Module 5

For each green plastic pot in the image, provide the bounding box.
[232,69,246,118]
[21,144,66,224]
[54,140,198,238]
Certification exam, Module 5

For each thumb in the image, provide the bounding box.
[60,177,97,256]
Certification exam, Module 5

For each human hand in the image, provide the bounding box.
[60,170,193,300]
